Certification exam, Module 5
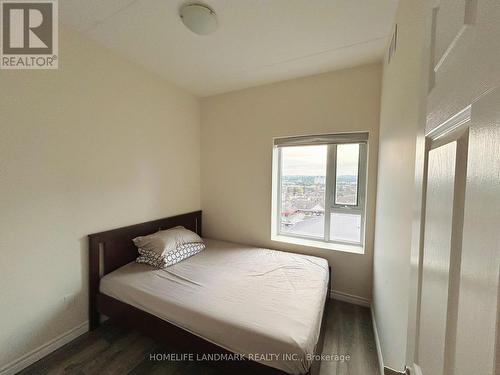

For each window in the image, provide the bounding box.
[271,133,368,252]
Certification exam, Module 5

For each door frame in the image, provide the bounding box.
[411,106,471,375]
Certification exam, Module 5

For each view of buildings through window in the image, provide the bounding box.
[280,144,362,243]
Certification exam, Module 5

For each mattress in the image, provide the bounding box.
[99,238,329,374]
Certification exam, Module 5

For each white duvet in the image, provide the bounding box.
[100,238,329,374]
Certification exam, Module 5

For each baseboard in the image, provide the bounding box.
[0,321,89,375]
[371,305,385,375]
[330,289,371,307]
[384,366,407,375]
[370,307,407,375]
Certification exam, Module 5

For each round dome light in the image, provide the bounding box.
[180,3,217,36]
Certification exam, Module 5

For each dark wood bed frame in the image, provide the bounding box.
[89,210,330,375]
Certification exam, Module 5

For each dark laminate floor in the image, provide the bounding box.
[19,300,379,375]
[320,301,380,375]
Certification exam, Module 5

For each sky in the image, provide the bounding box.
[282,144,359,176]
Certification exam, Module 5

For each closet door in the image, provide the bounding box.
[411,1,500,374]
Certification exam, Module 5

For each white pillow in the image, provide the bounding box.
[132,226,203,256]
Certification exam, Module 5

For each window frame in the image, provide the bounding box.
[271,134,368,252]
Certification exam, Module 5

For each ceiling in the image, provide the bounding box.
[60,0,399,97]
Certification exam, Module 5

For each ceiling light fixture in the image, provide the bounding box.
[179,3,217,36]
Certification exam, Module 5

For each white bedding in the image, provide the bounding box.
[100,238,329,374]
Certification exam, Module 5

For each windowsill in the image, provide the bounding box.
[271,234,364,254]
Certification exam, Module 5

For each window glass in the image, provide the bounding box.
[280,145,327,238]
[273,137,366,249]
[335,144,359,206]
[330,212,362,243]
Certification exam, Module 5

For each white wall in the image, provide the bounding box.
[201,63,381,301]
[0,27,200,370]
[372,0,431,371]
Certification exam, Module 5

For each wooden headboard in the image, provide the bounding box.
[88,210,202,329]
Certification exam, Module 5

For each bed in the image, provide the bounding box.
[89,211,331,375]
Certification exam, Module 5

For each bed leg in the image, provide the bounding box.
[89,309,100,331]
[88,236,101,331]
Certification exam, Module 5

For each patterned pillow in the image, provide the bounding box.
[136,242,205,269]
[136,248,167,268]
[164,242,205,267]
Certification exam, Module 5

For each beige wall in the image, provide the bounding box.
[372,0,431,371]
[0,27,200,370]
[201,63,381,301]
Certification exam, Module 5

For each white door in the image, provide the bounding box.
[411,1,500,375]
